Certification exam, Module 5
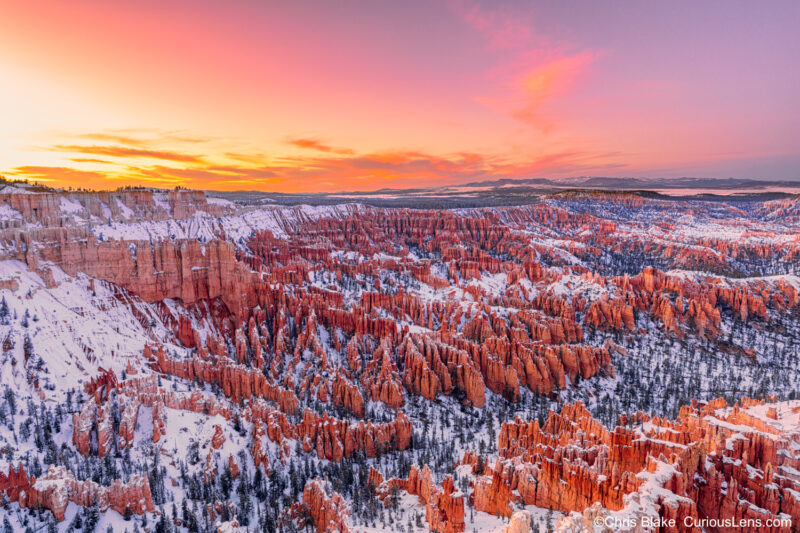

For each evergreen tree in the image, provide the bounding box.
[0,297,9,324]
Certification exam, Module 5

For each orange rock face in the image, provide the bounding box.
[0,464,29,502]
[361,338,406,409]
[292,479,350,533]
[331,371,365,417]
[20,465,154,522]
[4,228,256,319]
[582,266,777,339]
[0,188,223,226]
[153,345,299,413]
[372,465,465,533]
[73,371,233,457]
[243,399,412,463]
[211,424,226,450]
[464,397,800,533]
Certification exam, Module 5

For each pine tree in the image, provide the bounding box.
[0,297,9,324]
[3,387,16,416]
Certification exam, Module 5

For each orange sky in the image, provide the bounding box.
[0,0,798,192]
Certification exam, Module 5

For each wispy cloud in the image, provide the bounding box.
[451,1,599,133]
[49,144,205,163]
[449,0,533,50]
[5,129,622,192]
[67,130,212,146]
[510,52,597,132]
[286,137,355,155]
[6,166,110,183]
[68,158,116,164]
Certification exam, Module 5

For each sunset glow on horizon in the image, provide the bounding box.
[1,0,798,192]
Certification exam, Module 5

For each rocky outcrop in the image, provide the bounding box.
[84,367,118,402]
[296,410,412,461]
[464,398,800,533]
[2,228,257,318]
[371,465,465,533]
[251,420,270,473]
[20,465,154,521]
[0,464,29,501]
[331,371,365,417]
[117,399,140,450]
[153,345,299,413]
[243,400,412,462]
[360,339,405,409]
[74,372,233,456]
[292,479,349,533]
[72,398,97,456]
[499,511,534,533]
[584,266,781,339]
[9,189,800,533]
[0,188,222,226]
[211,425,226,450]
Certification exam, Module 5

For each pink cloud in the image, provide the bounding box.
[511,52,597,131]
[451,0,533,50]
[286,137,355,155]
[450,2,599,133]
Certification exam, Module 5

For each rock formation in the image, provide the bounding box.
[464,398,800,533]
[292,479,349,533]
[19,465,154,521]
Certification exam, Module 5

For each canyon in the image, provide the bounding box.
[0,183,798,532]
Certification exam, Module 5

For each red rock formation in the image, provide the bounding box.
[0,187,229,226]
[84,367,118,402]
[331,371,365,417]
[20,465,154,521]
[243,400,412,462]
[118,399,140,450]
[251,420,270,473]
[96,406,113,458]
[0,463,29,501]
[361,339,405,409]
[399,333,486,407]
[465,398,800,533]
[74,371,236,457]
[372,465,465,533]
[72,398,96,456]
[145,401,164,444]
[228,455,239,479]
[204,453,218,485]
[211,424,226,450]
[584,266,782,340]
[153,345,299,413]
[3,228,257,319]
[292,479,349,533]
[296,409,413,461]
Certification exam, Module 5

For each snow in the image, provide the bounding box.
[547,273,608,300]
[0,203,23,220]
[156,408,242,459]
[59,196,83,214]
[116,197,135,219]
[0,259,185,401]
[206,196,234,207]
[0,184,35,194]
[88,203,375,244]
[153,193,171,214]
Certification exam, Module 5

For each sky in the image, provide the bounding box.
[0,0,798,192]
